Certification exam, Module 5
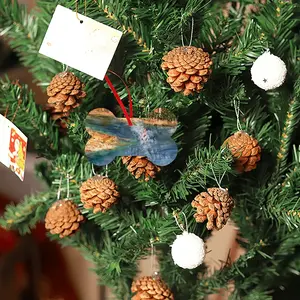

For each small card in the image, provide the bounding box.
[39,5,122,80]
[0,115,28,181]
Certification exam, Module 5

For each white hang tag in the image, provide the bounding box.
[39,5,122,80]
[0,115,28,181]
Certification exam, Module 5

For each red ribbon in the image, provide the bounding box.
[104,70,133,126]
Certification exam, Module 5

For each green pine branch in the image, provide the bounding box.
[52,229,135,299]
[170,147,234,200]
[265,146,300,230]
[0,0,61,81]
[196,245,263,298]
[0,192,54,235]
[243,290,272,300]
[276,77,300,172]
[0,80,59,157]
[215,21,267,76]
[195,231,300,299]
[254,0,299,57]
[0,0,103,98]
[0,154,91,236]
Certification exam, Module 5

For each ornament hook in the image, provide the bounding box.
[209,163,226,191]
[66,174,70,199]
[75,0,87,23]
[62,64,69,73]
[57,176,63,200]
[150,238,155,275]
[91,164,97,176]
[180,16,194,47]
[173,211,189,233]
[233,98,243,132]
[150,237,159,277]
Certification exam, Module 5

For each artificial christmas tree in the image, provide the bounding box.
[0,0,300,299]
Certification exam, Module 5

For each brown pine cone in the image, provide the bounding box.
[122,156,161,181]
[80,176,120,213]
[45,200,84,238]
[46,72,86,128]
[161,46,213,96]
[223,131,261,172]
[131,276,174,300]
[192,188,234,230]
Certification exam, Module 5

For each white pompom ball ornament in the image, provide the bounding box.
[251,51,287,90]
[171,231,205,269]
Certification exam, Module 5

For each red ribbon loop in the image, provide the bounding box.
[104,70,133,126]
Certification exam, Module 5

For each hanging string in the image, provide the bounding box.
[146,104,150,119]
[57,176,63,200]
[80,163,83,181]
[104,71,133,126]
[75,0,82,22]
[233,99,242,131]
[210,162,225,190]
[12,101,21,123]
[189,17,194,47]
[75,0,87,23]
[108,70,133,119]
[180,15,185,47]
[4,105,9,118]
[66,175,70,199]
[63,64,69,73]
[92,164,108,177]
[219,169,227,187]
[92,164,97,176]
[173,211,189,232]
[150,238,155,275]
[4,90,22,121]
[180,16,195,47]
[157,107,162,118]
[210,163,220,188]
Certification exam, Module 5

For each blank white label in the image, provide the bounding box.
[39,5,122,80]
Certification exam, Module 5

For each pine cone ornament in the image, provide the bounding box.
[80,176,120,213]
[122,156,161,181]
[131,276,174,300]
[223,131,261,172]
[46,72,86,127]
[161,46,213,96]
[192,188,234,230]
[45,200,84,238]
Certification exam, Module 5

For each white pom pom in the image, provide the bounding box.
[171,231,205,269]
[251,51,287,90]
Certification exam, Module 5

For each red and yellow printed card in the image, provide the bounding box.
[0,115,27,181]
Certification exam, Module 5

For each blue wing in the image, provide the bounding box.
[85,110,178,166]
